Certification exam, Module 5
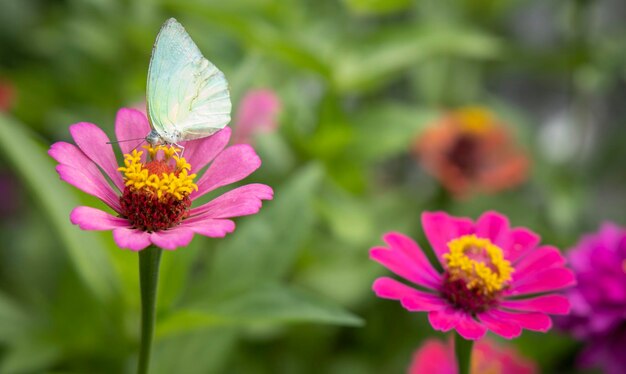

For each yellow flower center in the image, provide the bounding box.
[117,145,198,201]
[443,234,513,295]
[455,106,494,134]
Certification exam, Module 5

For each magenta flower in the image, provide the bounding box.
[231,89,281,145]
[409,337,536,374]
[370,211,575,340]
[48,108,273,251]
[558,222,626,374]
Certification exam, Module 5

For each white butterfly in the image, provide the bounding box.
[145,18,232,146]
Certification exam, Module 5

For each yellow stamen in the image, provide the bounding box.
[455,106,494,134]
[443,234,513,295]
[142,144,182,161]
[117,145,198,201]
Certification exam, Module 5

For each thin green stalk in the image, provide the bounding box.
[454,332,473,374]
[137,245,163,374]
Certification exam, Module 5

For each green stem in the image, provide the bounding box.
[454,332,473,374]
[137,245,163,374]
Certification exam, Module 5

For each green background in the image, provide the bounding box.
[0,0,624,372]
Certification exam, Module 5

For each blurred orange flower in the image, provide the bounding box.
[415,107,529,198]
[0,80,15,112]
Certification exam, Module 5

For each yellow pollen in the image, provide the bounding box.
[117,145,198,201]
[443,234,513,295]
[455,106,494,134]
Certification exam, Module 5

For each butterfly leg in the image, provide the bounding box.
[172,143,186,158]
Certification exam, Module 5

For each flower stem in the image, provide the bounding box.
[137,245,162,374]
[454,332,473,374]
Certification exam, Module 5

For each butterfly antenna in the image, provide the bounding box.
[130,139,147,153]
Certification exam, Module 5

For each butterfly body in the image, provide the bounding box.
[145,18,231,146]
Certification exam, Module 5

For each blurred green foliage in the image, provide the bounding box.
[0,0,625,373]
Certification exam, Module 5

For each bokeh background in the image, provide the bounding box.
[0,0,625,373]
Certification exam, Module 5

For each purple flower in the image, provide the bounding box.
[371,211,576,340]
[559,222,626,374]
[49,108,273,251]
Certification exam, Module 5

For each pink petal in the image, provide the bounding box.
[500,295,570,315]
[512,246,566,282]
[56,165,121,212]
[421,211,474,265]
[455,314,487,340]
[478,312,522,339]
[70,206,129,230]
[149,228,195,250]
[508,268,576,296]
[428,308,460,332]
[488,309,552,332]
[114,108,150,156]
[383,232,442,286]
[370,247,439,290]
[232,89,281,145]
[189,184,273,219]
[401,295,449,312]
[507,228,540,263]
[112,228,151,251]
[191,144,261,200]
[372,277,446,311]
[373,277,423,299]
[177,217,236,238]
[49,141,86,166]
[49,142,121,211]
[408,339,456,374]
[183,127,231,174]
[69,122,124,191]
[475,211,510,247]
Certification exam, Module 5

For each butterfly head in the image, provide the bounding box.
[146,129,164,146]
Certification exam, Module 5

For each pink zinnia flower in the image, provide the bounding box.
[371,211,575,340]
[409,337,536,374]
[48,108,273,251]
[558,222,626,374]
[231,89,281,145]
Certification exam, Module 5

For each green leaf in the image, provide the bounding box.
[0,114,119,302]
[187,163,323,300]
[342,0,412,15]
[157,241,202,312]
[151,328,238,374]
[317,187,375,246]
[332,25,503,92]
[0,291,33,343]
[157,284,363,338]
[172,3,331,77]
[349,103,438,162]
[0,335,62,374]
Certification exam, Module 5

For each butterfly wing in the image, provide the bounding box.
[147,18,231,143]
